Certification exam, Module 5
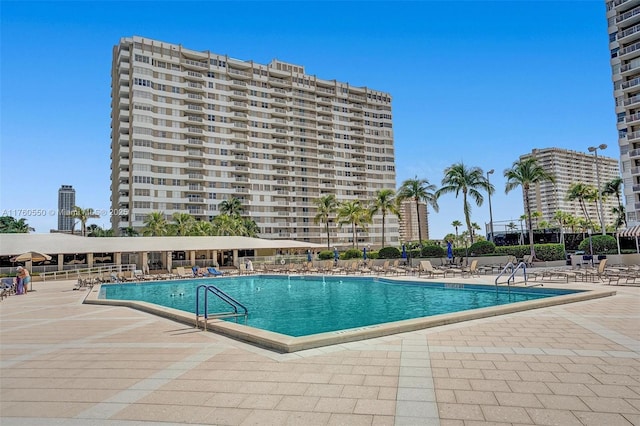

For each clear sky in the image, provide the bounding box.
[0,0,616,239]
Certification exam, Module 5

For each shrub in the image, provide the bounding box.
[378,246,401,259]
[318,250,335,260]
[343,248,362,259]
[578,235,618,254]
[367,250,379,259]
[408,248,421,259]
[421,244,445,257]
[495,244,565,261]
[468,241,495,256]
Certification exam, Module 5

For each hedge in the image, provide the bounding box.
[378,246,401,259]
[577,235,618,254]
[495,244,565,261]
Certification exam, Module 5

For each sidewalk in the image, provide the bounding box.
[1,278,638,425]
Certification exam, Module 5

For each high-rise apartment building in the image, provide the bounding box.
[398,200,429,243]
[111,36,398,245]
[57,185,75,231]
[519,148,621,229]
[606,0,640,226]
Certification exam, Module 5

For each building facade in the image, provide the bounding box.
[606,0,640,226]
[57,185,75,231]
[398,199,429,243]
[520,148,621,229]
[111,36,398,246]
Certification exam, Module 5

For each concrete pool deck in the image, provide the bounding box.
[1,275,638,425]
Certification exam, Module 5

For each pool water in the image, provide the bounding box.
[100,276,580,337]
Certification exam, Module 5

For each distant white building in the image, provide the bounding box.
[398,199,429,243]
[110,36,398,246]
[519,148,621,229]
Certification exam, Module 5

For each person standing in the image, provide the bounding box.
[16,266,30,295]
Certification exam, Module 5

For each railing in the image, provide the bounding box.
[195,285,248,331]
[494,262,526,291]
[40,264,137,282]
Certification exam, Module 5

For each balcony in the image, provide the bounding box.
[230,101,248,111]
[620,41,640,58]
[628,130,640,140]
[625,94,640,106]
[186,138,203,146]
[616,6,640,24]
[182,59,209,69]
[620,23,640,43]
[629,148,640,156]
[621,76,640,89]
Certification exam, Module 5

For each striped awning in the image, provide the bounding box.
[619,225,640,237]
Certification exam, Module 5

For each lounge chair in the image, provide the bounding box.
[175,267,193,279]
[419,260,450,278]
[207,267,224,276]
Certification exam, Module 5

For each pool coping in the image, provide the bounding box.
[84,278,617,353]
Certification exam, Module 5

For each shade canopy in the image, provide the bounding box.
[619,225,640,237]
[11,251,52,263]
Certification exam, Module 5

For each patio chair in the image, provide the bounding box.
[419,260,449,278]
[207,267,224,276]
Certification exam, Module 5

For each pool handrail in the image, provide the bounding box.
[195,284,248,330]
[495,262,528,291]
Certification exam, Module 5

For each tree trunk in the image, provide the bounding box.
[524,188,536,260]
[415,198,422,246]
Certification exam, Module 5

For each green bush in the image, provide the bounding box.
[408,248,421,259]
[453,247,467,258]
[578,235,618,254]
[366,251,379,260]
[378,246,401,259]
[469,240,495,255]
[421,244,445,257]
[343,248,363,259]
[318,250,335,260]
[495,244,565,261]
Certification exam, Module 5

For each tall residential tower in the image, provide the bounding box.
[57,185,75,232]
[519,148,621,229]
[606,0,640,226]
[111,36,398,246]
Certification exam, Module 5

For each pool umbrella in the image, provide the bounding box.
[11,251,52,263]
[447,241,453,261]
[401,245,407,259]
[307,250,312,262]
[11,251,52,292]
[334,248,339,262]
[363,247,367,260]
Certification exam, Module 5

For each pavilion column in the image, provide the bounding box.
[212,250,218,267]
[87,253,94,268]
[140,252,148,271]
[57,254,64,271]
[189,251,196,266]
[165,251,172,273]
[114,252,122,272]
[233,250,238,267]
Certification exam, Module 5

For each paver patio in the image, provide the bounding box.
[1,276,638,425]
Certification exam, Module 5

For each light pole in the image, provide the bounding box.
[588,144,607,235]
[487,169,495,242]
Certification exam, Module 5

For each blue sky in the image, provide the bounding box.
[0,1,615,239]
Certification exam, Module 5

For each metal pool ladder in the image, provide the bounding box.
[195,284,248,331]
[494,262,527,293]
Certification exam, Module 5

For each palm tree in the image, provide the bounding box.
[241,217,260,237]
[191,220,214,236]
[313,194,338,250]
[471,222,482,241]
[171,212,195,236]
[602,177,626,228]
[397,176,439,247]
[0,216,34,233]
[120,226,139,237]
[70,206,100,237]
[451,220,462,247]
[504,158,555,260]
[566,182,596,224]
[211,213,243,236]
[142,212,168,236]
[219,197,244,216]
[369,188,400,248]
[553,210,573,246]
[437,163,493,245]
[336,200,371,249]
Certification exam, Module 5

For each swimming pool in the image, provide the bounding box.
[98,275,585,339]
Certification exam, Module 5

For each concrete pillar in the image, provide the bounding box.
[115,252,122,272]
[212,250,218,267]
[58,254,64,271]
[165,251,172,273]
[87,253,94,268]
[140,252,148,271]
[233,250,238,267]
[189,250,196,265]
